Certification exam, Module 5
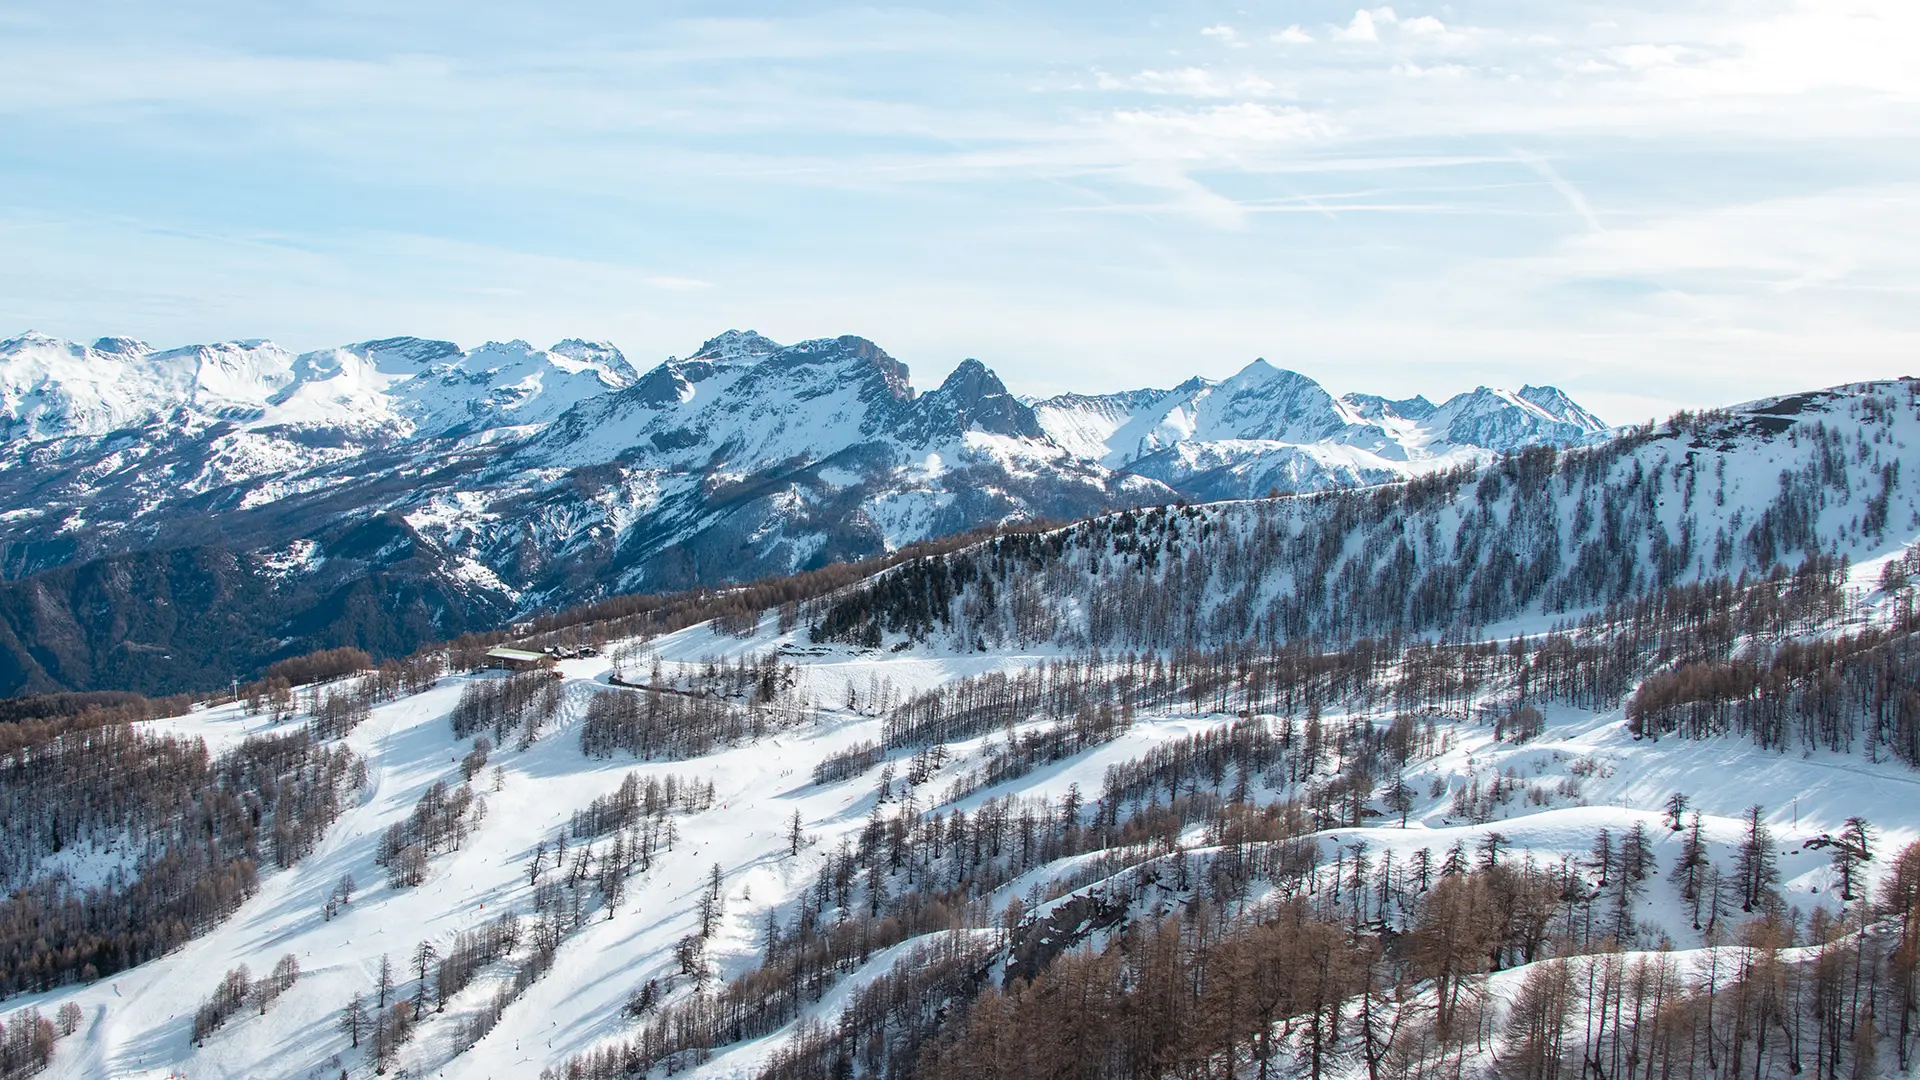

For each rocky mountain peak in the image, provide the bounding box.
[925,358,1045,440]
[550,339,639,383]
[774,336,913,401]
[90,336,151,356]
[1342,392,1438,423]
[347,337,463,368]
[689,329,781,364]
[1518,384,1608,432]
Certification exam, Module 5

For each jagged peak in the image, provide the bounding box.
[1231,357,1281,383]
[690,329,781,363]
[1222,360,1330,399]
[548,339,638,385]
[347,336,463,366]
[625,362,699,406]
[785,334,890,361]
[1436,384,1508,408]
[1397,394,1437,418]
[1220,361,1337,411]
[1518,384,1607,430]
[1341,392,1437,422]
[938,357,998,390]
[149,338,284,360]
[1033,386,1171,409]
[470,338,538,356]
[775,336,913,400]
[552,338,618,356]
[91,336,152,356]
[925,357,1043,439]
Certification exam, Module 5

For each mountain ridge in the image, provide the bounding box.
[0,328,1609,693]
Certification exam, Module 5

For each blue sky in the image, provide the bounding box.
[1,1,1915,421]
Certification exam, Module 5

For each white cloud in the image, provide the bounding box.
[1099,67,1280,98]
[1327,8,1473,47]
[1394,63,1470,79]
[1333,10,1385,43]
[1272,25,1314,45]
[1200,24,1242,46]
[1110,103,1334,145]
[1603,43,1691,70]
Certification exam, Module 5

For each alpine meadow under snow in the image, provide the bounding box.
[3,374,1920,1080]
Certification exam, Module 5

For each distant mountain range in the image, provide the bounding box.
[0,328,1607,693]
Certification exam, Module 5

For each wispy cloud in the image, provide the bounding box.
[1512,150,1604,234]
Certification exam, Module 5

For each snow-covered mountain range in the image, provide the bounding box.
[0,328,1606,692]
[1032,361,1604,500]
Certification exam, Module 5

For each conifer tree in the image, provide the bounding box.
[1663,791,1689,831]
[1672,811,1712,928]
[376,953,393,1009]
[1735,804,1779,912]
[411,940,439,1012]
[340,991,366,1048]
[1831,816,1874,902]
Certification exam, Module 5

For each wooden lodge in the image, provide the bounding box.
[484,646,555,672]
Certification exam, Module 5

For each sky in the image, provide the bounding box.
[1,1,1916,423]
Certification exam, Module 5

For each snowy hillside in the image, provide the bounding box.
[0,329,1605,695]
[3,375,1918,1080]
[4,568,1917,1079]
[816,379,1920,652]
